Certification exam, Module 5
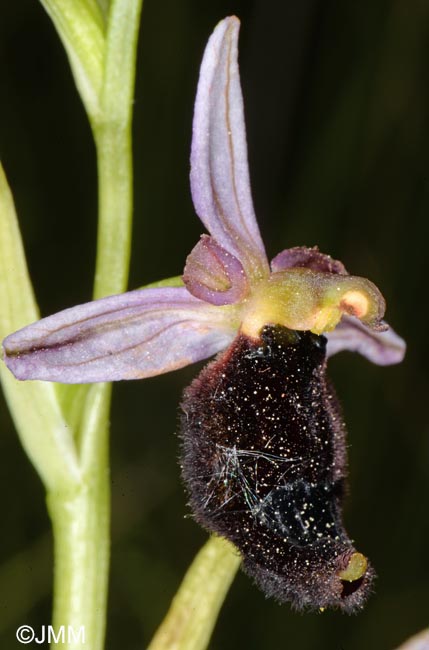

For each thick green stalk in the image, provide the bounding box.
[48,384,111,650]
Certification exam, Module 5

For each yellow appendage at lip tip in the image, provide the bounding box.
[338,552,368,581]
[240,268,386,339]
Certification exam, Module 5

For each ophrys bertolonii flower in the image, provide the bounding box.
[2,16,405,612]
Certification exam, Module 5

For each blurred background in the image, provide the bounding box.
[0,1,428,648]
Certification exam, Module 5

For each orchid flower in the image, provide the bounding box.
[2,16,405,612]
[2,17,404,384]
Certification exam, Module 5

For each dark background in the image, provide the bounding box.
[1,1,428,648]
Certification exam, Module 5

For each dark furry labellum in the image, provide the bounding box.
[180,325,374,612]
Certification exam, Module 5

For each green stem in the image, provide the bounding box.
[48,384,111,650]
[148,536,241,650]
[38,0,105,119]
[93,0,144,299]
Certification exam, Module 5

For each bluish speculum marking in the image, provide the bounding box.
[258,480,342,547]
[180,325,374,612]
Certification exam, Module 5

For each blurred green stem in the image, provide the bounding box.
[148,536,241,650]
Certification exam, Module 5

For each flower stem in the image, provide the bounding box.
[48,383,111,650]
[92,0,144,299]
[48,488,108,649]
[148,536,241,650]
